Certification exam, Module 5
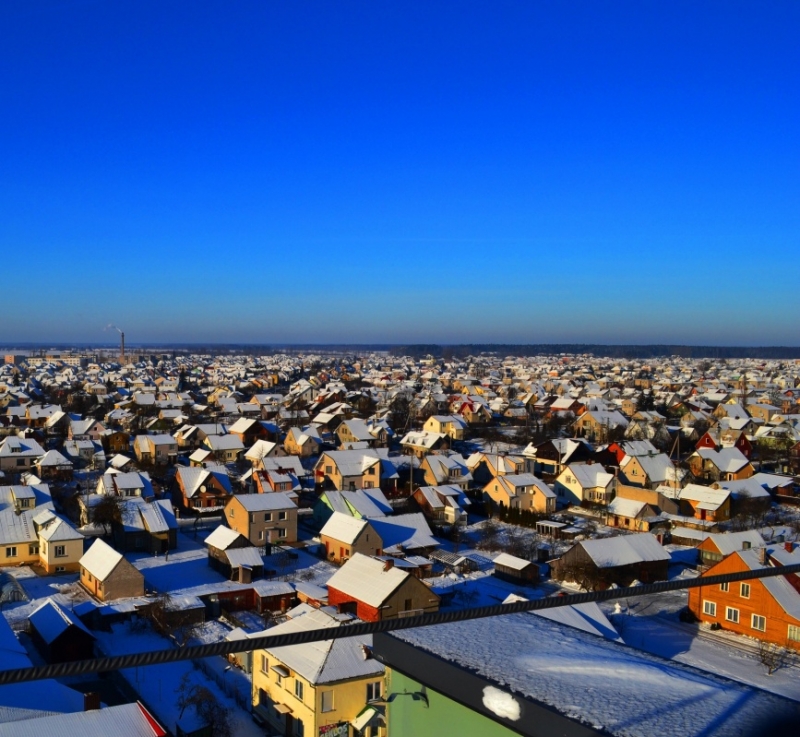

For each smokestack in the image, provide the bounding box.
[83,692,101,711]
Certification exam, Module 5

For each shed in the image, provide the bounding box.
[28,598,95,663]
[492,552,540,585]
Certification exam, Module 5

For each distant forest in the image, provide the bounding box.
[387,344,800,360]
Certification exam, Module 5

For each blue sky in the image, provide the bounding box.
[1,1,798,345]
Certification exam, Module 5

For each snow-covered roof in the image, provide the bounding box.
[205,525,243,550]
[79,538,123,580]
[226,546,264,568]
[326,553,410,606]
[578,533,670,568]
[320,512,369,545]
[28,598,93,644]
[231,492,296,512]
[493,552,535,571]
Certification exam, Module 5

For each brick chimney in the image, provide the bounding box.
[83,692,101,711]
[759,547,769,566]
[383,558,394,571]
[786,541,794,554]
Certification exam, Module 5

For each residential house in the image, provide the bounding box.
[604,496,661,531]
[619,452,684,490]
[422,415,468,440]
[28,598,95,663]
[251,608,386,737]
[368,513,440,557]
[79,538,145,601]
[687,542,800,650]
[0,435,45,472]
[661,483,732,523]
[551,533,670,588]
[554,462,616,507]
[466,452,533,486]
[33,449,73,481]
[573,410,629,442]
[695,530,765,568]
[411,485,470,528]
[111,497,178,554]
[204,433,245,463]
[420,452,472,490]
[225,492,298,546]
[205,524,264,582]
[37,512,84,573]
[283,425,322,457]
[326,553,440,621]
[319,513,383,564]
[314,449,398,492]
[687,447,755,483]
[174,464,233,511]
[68,418,106,441]
[523,438,593,477]
[133,433,178,465]
[399,430,449,458]
[483,474,556,514]
[313,488,392,528]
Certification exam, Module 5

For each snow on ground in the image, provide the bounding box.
[397,611,800,737]
[0,567,90,626]
[94,623,261,737]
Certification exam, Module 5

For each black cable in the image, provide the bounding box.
[1,561,798,685]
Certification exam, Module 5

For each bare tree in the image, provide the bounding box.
[758,640,789,676]
[175,673,233,737]
[91,495,130,536]
[140,592,201,647]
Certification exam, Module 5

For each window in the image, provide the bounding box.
[5,547,16,558]
[264,512,272,522]
[259,530,265,541]
[54,545,66,558]
[789,625,800,642]
[294,679,304,701]
[725,607,739,624]
[55,566,65,573]
[260,654,269,674]
[28,544,39,556]
[295,719,304,737]
[321,690,334,712]
[703,601,717,617]
[720,582,729,592]
[278,528,286,538]
[751,614,766,632]
[19,498,31,508]
[366,681,382,702]
[740,583,750,599]
[325,465,333,474]
[228,508,235,518]
[16,459,25,467]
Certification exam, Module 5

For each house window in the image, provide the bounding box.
[321,690,334,712]
[294,679,304,701]
[278,528,286,538]
[740,583,750,599]
[751,614,766,632]
[725,607,739,624]
[703,601,716,617]
[259,530,265,541]
[719,582,729,592]
[260,654,269,674]
[278,511,287,521]
[325,465,333,474]
[5,547,17,558]
[54,545,66,558]
[55,566,65,573]
[788,625,800,642]
[19,498,31,508]
[295,719,304,737]
[228,508,235,518]
[366,681,382,702]
[264,513,272,521]
[28,544,39,556]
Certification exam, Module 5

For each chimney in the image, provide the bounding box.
[383,558,394,571]
[361,644,373,660]
[786,541,794,554]
[84,692,101,711]
[759,547,769,566]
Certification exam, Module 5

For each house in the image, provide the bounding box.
[687,447,755,482]
[97,470,155,500]
[399,430,449,458]
[326,553,440,621]
[79,538,145,601]
[492,552,540,585]
[553,462,616,507]
[283,425,322,457]
[203,433,245,463]
[411,484,470,527]
[573,410,629,442]
[245,439,288,468]
[483,474,556,514]
[523,438,593,477]
[313,488,392,527]
[0,702,168,737]
[28,598,95,663]
[695,530,765,568]
[551,533,670,588]
[205,524,264,582]
[0,435,45,472]
[420,452,472,489]
[111,497,178,554]
[33,449,73,481]
[314,449,398,491]
[619,452,684,490]
[336,419,379,448]
[604,496,661,532]
[133,433,178,465]
[319,512,383,563]
[224,492,298,546]
[661,483,732,522]
[251,608,386,737]
[174,464,233,511]
[253,466,301,497]
[422,415,468,440]
[368,513,440,556]
[68,418,106,441]
[466,452,533,485]
[687,541,800,650]
[37,512,85,573]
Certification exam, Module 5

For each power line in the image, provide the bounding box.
[2,561,799,686]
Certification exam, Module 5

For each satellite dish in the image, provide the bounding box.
[200,484,207,492]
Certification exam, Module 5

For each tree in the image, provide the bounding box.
[91,494,129,535]
[476,516,501,552]
[141,592,201,647]
[758,640,789,676]
[175,673,233,737]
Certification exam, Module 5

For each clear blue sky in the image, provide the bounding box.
[1,1,798,346]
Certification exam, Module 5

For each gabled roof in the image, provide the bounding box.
[79,538,123,580]
[205,524,245,550]
[230,492,296,512]
[29,598,94,644]
[326,552,410,606]
[369,513,439,554]
[578,533,670,568]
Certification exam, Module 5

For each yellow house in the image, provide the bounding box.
[422,415,468,440]
[252,608,386,737]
